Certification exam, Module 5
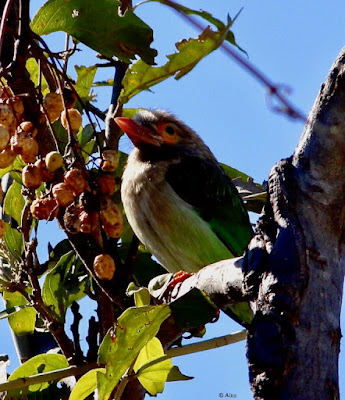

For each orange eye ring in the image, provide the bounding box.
[157,122,179,144]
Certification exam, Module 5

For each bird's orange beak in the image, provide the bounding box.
[115,117,162,146]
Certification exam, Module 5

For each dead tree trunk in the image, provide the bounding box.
[246,48,345,399]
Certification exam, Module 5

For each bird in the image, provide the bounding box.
[115,109,253,325]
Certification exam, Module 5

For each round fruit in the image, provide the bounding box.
[99,196,123,238]
[79,210,92,234]
[43,92,64,123]
[63,88,77,109]
[34,159,54,182]
[101,150,118,172]
[0,103,15,128]
[45,151,64,172]
[22,164,42,189]
[0,85,14,100]
[97,174,116,196]
[18,121,38,137]
[20,137,39,163]
[0,147,16,168]
[10,132,26,154]
[30,197,58,220]
[52,182,74,207]
[64,168,87,196]
[0,124,10,152]
[63,203,82,233]
[93,254,115,281]
[60,108,82,132]
[8,96,24,119]
[0,220,7,238]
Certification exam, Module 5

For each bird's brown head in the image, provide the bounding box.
[115,109,200,147]
[115,109,214,161]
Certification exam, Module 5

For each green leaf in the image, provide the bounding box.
[42,251,89,322]
[119,24,231,104]
[139,0,243,50]
[220,163,253,183]
[3,291,36,335]
[126,283,151,306]
[9,156,26,184]
[3,222,23,261]
[75,65,98,100]
[4,180,25,224]
[8,354,69,398]
[169,288,219,330]
[167,365,193,382]
[69,368,106,400]
[134,337,173,395]
[31,0,157,64]
[97,305,171,400]
[26,58,49,95]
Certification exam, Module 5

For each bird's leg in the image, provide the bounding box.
[170,270,193,285]
[166,271,193,298]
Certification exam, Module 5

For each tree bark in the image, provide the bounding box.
[169,48,345,400]
[246,48,345,400]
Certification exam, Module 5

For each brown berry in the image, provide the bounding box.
[0,220,7,238]
[64,168,87,196]
[20,137,39,163]
[0,124,10,152]
[93,254,115,281]
[52,182,74,207]
[43,92,64,123]
[8,96,24,119]
[30,197,58,220]
[45,151,64,172]
[0,104,15,128]
[18,121,38,138]
[61,108,82,132]
[34,159,54,182]
[0,85,14,100]
[63,203,82,233]
[63,88,77,109]
[22,164,42,189]
[0,147,16,168]
[99,196,123,238]
[79,210,92,234]
[101,150,118,172]
[10,132,26,154]
[97,174,116,196]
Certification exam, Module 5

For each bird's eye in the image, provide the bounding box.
[164,125,175,136]
[157,122,179,144]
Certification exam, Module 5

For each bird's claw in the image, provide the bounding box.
[164,270,193,301]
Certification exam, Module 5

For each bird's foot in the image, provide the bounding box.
[168,270,193,289]
[164,270,193,300]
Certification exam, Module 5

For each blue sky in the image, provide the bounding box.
[0,1,344,399]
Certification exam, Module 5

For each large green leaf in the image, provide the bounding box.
[119,24,231,104]
[26,58,49,95]
[97,305,171,400]
[134,337,173,395]
[7,354,69,398]
[69,368,106,400]
[42,251,89,322]
[31,0,157,64]
[4,180,25,224]
[137,0,241,49]
[3,181,25,260]
[3,291,36,336]
[3,222,23,261]
[75,65,98,100]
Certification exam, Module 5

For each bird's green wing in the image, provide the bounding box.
[165,156,253,257]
